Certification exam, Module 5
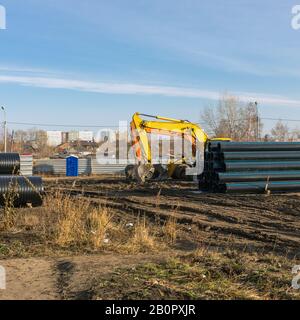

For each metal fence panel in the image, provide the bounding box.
[20,155,33,176]
[79,159,92,175]
[91,160,126,174]
[34,159,126,176]
[34,159,66,175]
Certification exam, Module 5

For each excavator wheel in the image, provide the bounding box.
[152,164,169,180]
[171,164,189,180]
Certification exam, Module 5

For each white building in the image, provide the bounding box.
[78,131,93,141]
[69,131,93,142]
[46,131,62,147]
[68,131,79,142]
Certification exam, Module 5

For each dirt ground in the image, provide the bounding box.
[0,253,165,300]
[0,175,300,300]
[48,176,300,257]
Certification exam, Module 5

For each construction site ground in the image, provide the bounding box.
[49,175,300,255]
[0,175,300,300]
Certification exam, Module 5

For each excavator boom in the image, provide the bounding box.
[131,112,209,163]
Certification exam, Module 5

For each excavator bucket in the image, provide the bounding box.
[125,164,155,183]
[125,164,169,182]
[135,164,155,183]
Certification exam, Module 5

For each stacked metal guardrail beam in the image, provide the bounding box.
[0,153,44,207]
[200,142,300,194]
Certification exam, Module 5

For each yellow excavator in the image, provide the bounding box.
[126,112,229,182]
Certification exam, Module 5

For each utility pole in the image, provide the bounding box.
[255,101,259,141]
[1,106,7,152]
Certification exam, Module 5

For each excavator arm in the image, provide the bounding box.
[130,112,210,164]
[128,112,229,182]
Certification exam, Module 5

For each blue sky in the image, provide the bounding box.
[0,0,300,133]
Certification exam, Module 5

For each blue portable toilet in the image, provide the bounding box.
[66,156,79,177]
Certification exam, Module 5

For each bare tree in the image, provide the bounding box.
[289,127,300,142]
[10,129,55,157]
[202,94,262,141]
[270,121,290,142]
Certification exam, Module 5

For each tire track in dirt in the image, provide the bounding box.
[56,260,76,300]
[124,195,300,234]
[47,178,300,256]
[84,195,300,254]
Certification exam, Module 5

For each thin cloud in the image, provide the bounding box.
[0,73,299,107]
[0,65,67,76]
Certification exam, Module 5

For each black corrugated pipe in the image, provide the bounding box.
[201,141,300,193]
[0,153,20,175]
[210,142,300,152]
[222,180,300,194]
[213,151,300,161]
[215,171,300,183]
[213,161,300,172]
[208,141,223,152]
[0,176,44,207]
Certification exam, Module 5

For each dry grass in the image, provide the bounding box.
[43,191,114,249]
[163,216,178,244]
[0,190,180,257]
[156,188,162,208]
[0,180,19,231]
[40,191,165,253]
[86,207,113,248]
[21,212,40,228]
[125,218,158,253]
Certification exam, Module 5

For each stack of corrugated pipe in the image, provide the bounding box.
[200,141,300,194]
[0,153,44,207]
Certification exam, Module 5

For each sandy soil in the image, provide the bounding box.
[0,253,164,300]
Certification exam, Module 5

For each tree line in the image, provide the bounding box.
[202,94,299,142]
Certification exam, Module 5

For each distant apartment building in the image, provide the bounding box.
[46,130,94,146]
[46,131,62,147]
[79,131,94,141]
[68,131,94,142]
[61,132,69,143]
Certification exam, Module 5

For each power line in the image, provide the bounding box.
[7,121,127,128]
[198,117,300,125]
[261,117,300,122]
[6,117,300,129]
